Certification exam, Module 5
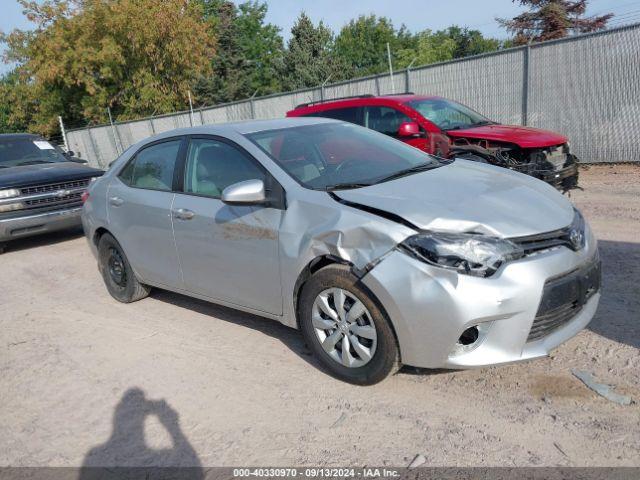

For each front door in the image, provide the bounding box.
[107,138,183,288]
[172,137,283,315]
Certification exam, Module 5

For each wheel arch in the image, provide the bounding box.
[292,255,402,363]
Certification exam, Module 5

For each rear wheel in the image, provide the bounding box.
[298,265,399,385]
[98,233,150,303]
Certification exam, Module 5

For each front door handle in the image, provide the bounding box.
[109,196,124,207]
[172,208,195,220]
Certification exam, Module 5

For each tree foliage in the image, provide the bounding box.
[1,1,510,136]
[280,12,347,90]
[1,0,216,135]
[194,0,284,105]
[499,0,613,45]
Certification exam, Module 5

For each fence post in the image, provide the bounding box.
[375,76,381,95]
[199,108,205,126]
[58,116,69,151]
[107,107,123,155]
[522,44,531,126]
[405,69,411,93]
[86,127,102,168]
[149,118,155,135]
[249,90,259,119]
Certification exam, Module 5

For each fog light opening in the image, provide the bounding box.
[458,326,480,346]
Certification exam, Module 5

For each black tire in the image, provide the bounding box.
[298,265,400,385]
[98,233,150,303]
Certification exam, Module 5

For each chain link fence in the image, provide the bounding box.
[66,23,640,169]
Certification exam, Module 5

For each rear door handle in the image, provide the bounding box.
[109,196,124,207]
[172,208,195,220]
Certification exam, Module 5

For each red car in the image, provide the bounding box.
[287,94,579,191]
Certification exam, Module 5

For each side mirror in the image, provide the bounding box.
[397,121,421,138]
[65,150,76,157]
[221,179,266,205]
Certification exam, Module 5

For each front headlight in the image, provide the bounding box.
[399,232,524,277]
[0,188,20,199]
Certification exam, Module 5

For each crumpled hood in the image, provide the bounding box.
[0,162,103,189]
[447,124,567,148]
[333,160,575,238]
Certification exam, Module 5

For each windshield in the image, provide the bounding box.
[247,123,444,190]
[0,138,68,168]
[407,98,493,131]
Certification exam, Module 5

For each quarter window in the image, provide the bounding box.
[305,107,363,125]
[119,140,181,191]
[184,139,265,198]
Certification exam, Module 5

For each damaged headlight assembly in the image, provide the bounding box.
[399,232,524,277]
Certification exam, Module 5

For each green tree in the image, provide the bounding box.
[281,12,346,90]
[334,15,411,76]
[1,0,216,135]
[499,0,613,45]
[194,1,284,105]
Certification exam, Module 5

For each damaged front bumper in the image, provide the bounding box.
[536,161,579,192]
[361,223,600,369]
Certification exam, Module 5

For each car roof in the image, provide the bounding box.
[288,94,439,114]
[149,116,340,141]
[0,133,42,140]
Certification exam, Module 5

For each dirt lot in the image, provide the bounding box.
[1,165,639,468]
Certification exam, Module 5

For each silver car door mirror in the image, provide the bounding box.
[221,179,266,205]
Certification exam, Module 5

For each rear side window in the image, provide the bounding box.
[304,107,363,125]
[184,138,265,198]
[119,140,181,191]
[365,106,412,137]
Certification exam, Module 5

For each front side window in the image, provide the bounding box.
[119,140,181,191]
[407,98,493,131]
[247,123,443,191]
[365,106,412,137]
[0,138,68,167]
[184,138,265,198]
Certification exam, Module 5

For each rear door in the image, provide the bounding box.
[107,137,184,288]
[171,136,283,315]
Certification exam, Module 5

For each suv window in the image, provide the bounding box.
[119,140,181,191]
[365,106,412,137]
[306,107,363,125]
[184,138,265,198]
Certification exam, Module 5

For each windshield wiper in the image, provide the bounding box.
[373,163,439,184]
[325,182,373,191]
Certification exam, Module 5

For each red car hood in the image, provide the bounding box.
[446,124,567,148]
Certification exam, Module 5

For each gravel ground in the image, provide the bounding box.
[1,164,639,468]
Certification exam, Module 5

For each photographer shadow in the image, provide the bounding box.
[79,388,203,479]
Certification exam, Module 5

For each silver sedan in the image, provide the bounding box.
[82,118,601,384]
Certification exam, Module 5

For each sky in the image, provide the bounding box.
[0,0,635,75]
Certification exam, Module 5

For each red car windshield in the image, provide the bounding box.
[0,138,68,168]
[247,123,443,190]
[407,98,493,131]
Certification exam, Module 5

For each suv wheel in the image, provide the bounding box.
[98,233,150,303]
[298,265,399,385]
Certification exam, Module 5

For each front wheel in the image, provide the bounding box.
[298,265,400,385]
[98,233,150,303]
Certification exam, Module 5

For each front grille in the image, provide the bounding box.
[511,227,575,255]
[528,257,601,342]
[23,192,83,208]
[18,178,90,212]
[20,179,90,196]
